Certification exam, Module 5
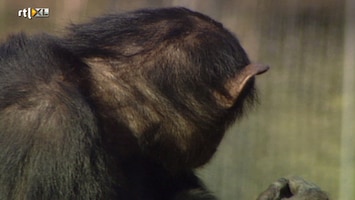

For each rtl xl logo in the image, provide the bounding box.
[18,8,50,19]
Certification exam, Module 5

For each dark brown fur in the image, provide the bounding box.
[2,7,333,200]
[0,8,261,199]
[64,8,259,172]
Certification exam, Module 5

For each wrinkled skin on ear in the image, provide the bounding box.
[214,63,270,108]
[257,176,329,200]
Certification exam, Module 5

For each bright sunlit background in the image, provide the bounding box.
[1,0,354,199]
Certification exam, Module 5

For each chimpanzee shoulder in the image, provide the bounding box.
[0,33,111,199]
[0,33,91,107]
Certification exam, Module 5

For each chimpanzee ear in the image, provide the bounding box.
[214,63,269,108]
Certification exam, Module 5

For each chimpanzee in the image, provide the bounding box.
[0,7,328,200]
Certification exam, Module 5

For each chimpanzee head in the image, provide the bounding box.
[65,7,269,170]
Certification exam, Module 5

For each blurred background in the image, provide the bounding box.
[0,0,354,199]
